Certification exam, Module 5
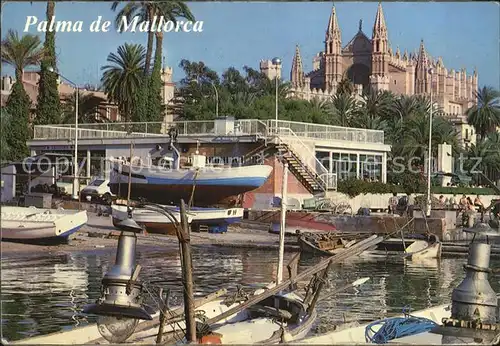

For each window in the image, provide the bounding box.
[394,80,397,85]
[465,129,469,139]
[359,154,382,181]
[331,152,357,181]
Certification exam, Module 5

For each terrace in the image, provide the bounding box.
[33,119,385,145]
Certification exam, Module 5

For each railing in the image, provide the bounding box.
[33,126,165,140]
[265,119,384,144]
[274,127,337,191]
[33,119,384,145]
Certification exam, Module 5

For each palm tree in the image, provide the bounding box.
[61,91,109,124]
[466,86,500,140]
[327,93,358,127]
[1,29,43,81]
[111,1,194,75]
[101,43,146,122]
[400,112,459,160]
[464,134,500,185]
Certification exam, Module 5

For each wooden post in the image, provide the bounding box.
[287,252,300,290]
[155,288,167,344]
[277,162,288,284]
[179,200,197,342]
[306,258,335,315]
[127,142,134,206]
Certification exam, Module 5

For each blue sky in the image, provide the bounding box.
[2,1,499,89]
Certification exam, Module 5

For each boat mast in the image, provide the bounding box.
[276,162,288,284]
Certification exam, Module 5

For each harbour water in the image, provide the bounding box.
[2,245,499,342]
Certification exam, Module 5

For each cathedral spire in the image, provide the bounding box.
[290,44,305,88]
[372,2,387,39]
[417,39,428,67]
[326,5,341,40]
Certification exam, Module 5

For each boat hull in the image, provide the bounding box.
[111,205,243,235]
[109,162,273,206]
[0,207,88,244]
[405,240,442,260]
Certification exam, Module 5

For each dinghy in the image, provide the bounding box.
[0,206,87,243]
[403,235,442,260]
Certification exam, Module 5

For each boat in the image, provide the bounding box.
[111,204,192,235]
[108,153,273,207]
[7,286,315,345]
[0,206,88,243]
[403,234,442,260]
[296,304,451,344]
[296,224,500,345]
[298,232,364,256]
[111,204,244,234]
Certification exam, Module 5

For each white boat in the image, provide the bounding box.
[111,204,243,234]
[0,206,88,243]
[7,286,315,345]
[108,154,273,206]
[296,304,451,344]
[404,235,442,260]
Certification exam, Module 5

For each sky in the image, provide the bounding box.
[1,1,499,89]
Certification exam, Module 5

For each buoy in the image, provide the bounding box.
[199,334,222,344]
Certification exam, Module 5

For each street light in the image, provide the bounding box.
[47,66,79,200]
[191,78,219,117]
[426,67,434,217]
[272,57,281,128]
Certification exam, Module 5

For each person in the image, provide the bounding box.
[406,193,415,217]
[448,194,458,209]
[388,193,398,215]
[459,194,468,209]
[439,195,446,206]
[474,195,485,223]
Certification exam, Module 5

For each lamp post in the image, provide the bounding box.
[426,68,434,217]
[272,57,281,130]
[191,79,218,117]
[47,67,79,200]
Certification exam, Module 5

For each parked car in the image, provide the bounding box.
[80,178,114,203]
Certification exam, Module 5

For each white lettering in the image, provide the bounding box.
[119,16,140,32]
[138,20,149,32]
[183,21,193,32]
[175,21,183,32]
[24,16,38,32]
[193,21,204,32]
[164,20,174,32]
[101,20,111,32]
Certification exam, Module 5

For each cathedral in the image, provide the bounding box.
[261,3,478,119]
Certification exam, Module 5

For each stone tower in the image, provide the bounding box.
[290,45,305,88]
[415,39,430,94]
[369,2,390,91]
[324,5,343,91]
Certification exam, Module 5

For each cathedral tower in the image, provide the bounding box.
[415,39,430,94]
[370,3,390,91]
[324,5,343,91]
[290,45,305,88]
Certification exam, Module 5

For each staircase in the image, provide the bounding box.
[276,143,326,195]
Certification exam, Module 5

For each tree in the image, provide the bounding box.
[60,91,108,124]
[336,75,355,96]
[4,83,31,160]
[35,0,61,125]
[1,30,43,161]
[101,43,146,122]
[0,110,12,161]
[111,1,194,75]
[466,86,500,140]
[328,93,358,127]
[146,31,165,123]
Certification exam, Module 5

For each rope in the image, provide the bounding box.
[365,306,437,344]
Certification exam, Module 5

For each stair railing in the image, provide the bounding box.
[273,127,337,191]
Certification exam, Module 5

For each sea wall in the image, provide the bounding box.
[248,191,498,211]
[247,210,448,239]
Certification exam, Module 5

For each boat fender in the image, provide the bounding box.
[199,334,222,344]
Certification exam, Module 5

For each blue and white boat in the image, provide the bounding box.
[0,206,88,243]
[111,204,244,234]
[108,153,273,207]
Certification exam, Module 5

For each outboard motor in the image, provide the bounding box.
[431,223,500,344]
